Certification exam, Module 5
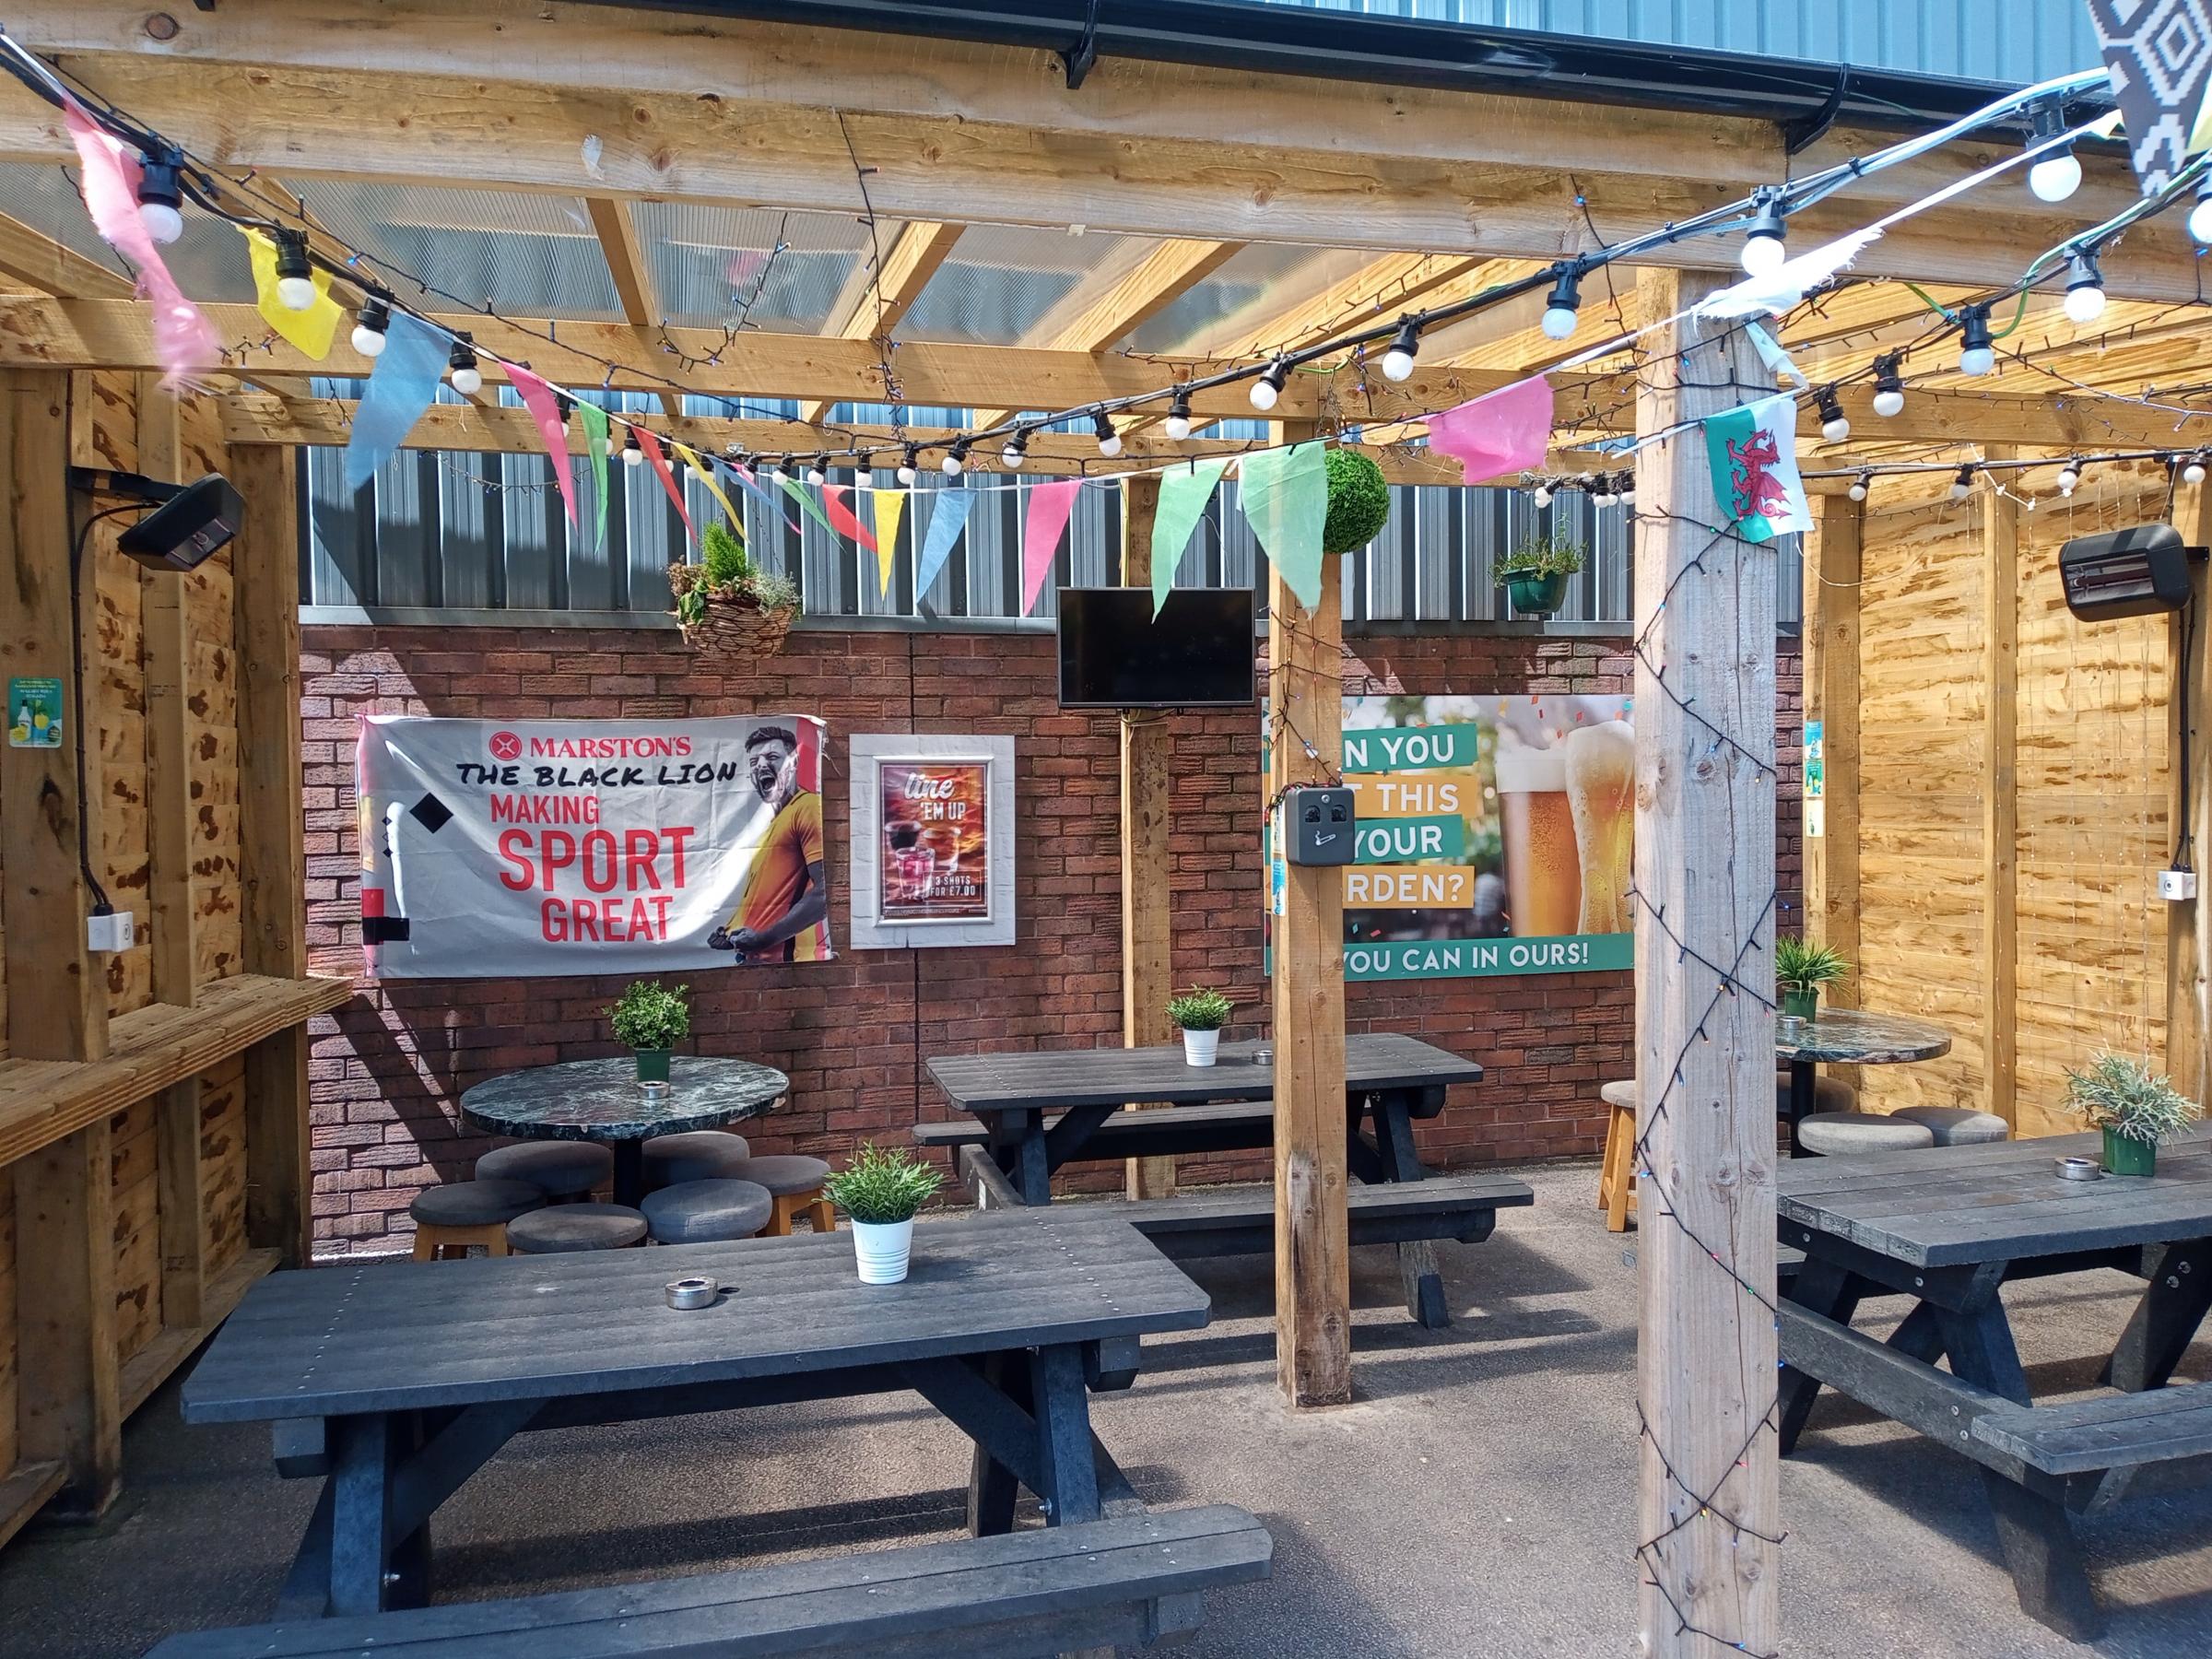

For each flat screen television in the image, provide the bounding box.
[1057,586,1257,710]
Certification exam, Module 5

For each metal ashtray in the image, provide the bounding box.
[1252,1047,1273,1066]
[2055,1155,2103,1182]
[665,1275,720,1310]
[638,1079,671,1103]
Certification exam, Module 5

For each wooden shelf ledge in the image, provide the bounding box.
[0,974,354,1168]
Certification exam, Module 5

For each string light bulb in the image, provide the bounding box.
[621,429,643,467]
[2191,178,2212,246]
[1002,429,1030,470]
[1593,478,1618,509]
[349,292,391,359]
[2057,457,2082,495]
[805,457,827,486]
[1380,317,1420,382]
[1957,305,1994,377]
[555,393,574,430]
[446,333,483,395]
[897,447,918,487]
[272,229,316,312]
[1541,267,1583,341]
[1092,410,1123,458]
[1817,388,1850,443]
[1616,472,1635,506]
[1949,465,1975,502]
[1250,359,1289,412]
[2062,250,2106,324]
[943,440,969,478]
[1871,354,1905,418]
[1163,387,1194,441]
[1739,188,1788,277]
[2187,453,2208,487]
[1532,482,1553,509]
[135,147,184,245]
[1848,473,1870,503]
[765,455,787,481]
[2025,100,2082,204]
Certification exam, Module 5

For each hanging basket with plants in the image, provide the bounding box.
[1498,529,1585,618]
[669,521,801,656]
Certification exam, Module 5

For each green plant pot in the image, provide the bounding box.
[1780,989,1818,1021]
[635,1048,672,1084]
[2102,1126,2157,1177]
[1505,571,1570,617]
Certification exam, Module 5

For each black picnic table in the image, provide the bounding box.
[1776,1124,2212,1639]
[181,1208,1208,1620]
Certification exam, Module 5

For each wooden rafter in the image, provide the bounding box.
[585,196,681,419]
[0,211,132,300]
[798,219,963,423]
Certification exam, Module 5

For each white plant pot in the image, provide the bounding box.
[1182,1028,1220,1067]
[852,1218,914,1285]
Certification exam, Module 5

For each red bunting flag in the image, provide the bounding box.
[819,485,880,556]
[506,365,579,528]
[633,425,695,546]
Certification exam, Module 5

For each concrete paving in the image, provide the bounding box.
[6,1160,2211,1657]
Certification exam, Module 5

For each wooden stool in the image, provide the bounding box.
[728,1155,837,1236]
[408,1178,544,1260]
[1596,1080,1638,1233]
[507,1202,649,1253]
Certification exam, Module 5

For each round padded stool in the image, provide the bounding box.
[726,1154,837,1237]
[641,1178,775,1244]
[408,1178,544,1260]
[1596,1080,1638,1233]
[507,1202,648,1254]
[1796,1112,1936,1157]
[641,1130,754,1190]
[475,1140,614,1200]
[1890,1105,2011,1146]
[1775,1072,1856,1114]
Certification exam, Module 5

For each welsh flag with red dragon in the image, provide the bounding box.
[1702,392,1812,546]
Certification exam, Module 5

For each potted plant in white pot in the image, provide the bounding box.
[823,1142,945,1285]
[608,980,688,1083]
[1774,936,1849,1021]
[1168,987,1233,1067]
[2065,1053,2201,1177]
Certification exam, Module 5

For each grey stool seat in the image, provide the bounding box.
[475,1140,614,1198]
[507,1202,648,1254]
[641,1178,775,1244]
[642,1130,754,1189]
[409,1178,545,1229]
[725,1154,833,1196]
[1777,1071,1856,1114]
[1797,1112,1936,1156]
[1890,1105,2011,1146]
[1601,1079,1637,1111]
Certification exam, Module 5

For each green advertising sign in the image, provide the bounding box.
[1341,723,1479,773]
[1345,933,1637,982]
[1353,814,1465,865]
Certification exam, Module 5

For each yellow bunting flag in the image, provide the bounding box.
[672,441,744,534]
[873,489,908,596]
[241,227,342,359]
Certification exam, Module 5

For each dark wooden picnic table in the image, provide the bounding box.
[182,1208,1207,1620]
[1774,1007,1949,1151]
[1776,1124,2212,1639]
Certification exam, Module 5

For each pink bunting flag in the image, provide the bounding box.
[633,425,695,545]
[506,364,579,527]
[819,485,879,556]
[1021,479,1084,615]
[1425,375,1556,486]
[60,94,218,387]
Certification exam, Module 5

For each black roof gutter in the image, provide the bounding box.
[583,0,2097,140]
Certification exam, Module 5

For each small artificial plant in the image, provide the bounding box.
[1166,987,1234,1032]
[1774,937,1851,996]
[2065,1054,2202,1145]
[670,520,801,646]
[607,980,690,1052]
[823,1141,946,1225]
[1323,448,1393,557]
[1497,528,1588,581]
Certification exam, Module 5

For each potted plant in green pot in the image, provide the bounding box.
[608,980,688,1082]
[1167,987,1233,1066]
[2065,1053,2201,1177]
[824,1143,945,1284]
[1774,936,1849,1021]
[1498,530,1584,618]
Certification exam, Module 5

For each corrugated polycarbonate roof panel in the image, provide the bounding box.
[0,159,254,303]
[1129,243,1371,357]
[629,201,869,333]
[896,223,1146,347]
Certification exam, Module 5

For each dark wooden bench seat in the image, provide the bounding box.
[916,1100,1280,1162]
[1971,1382,2212,1509]
[146,1504,1272,1658]
[1116,1171,1535,1259]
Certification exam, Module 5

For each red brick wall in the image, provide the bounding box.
[301,622,1802,1255]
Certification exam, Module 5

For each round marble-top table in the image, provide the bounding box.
[1776,1007,1950,1154]
[461,1056,789,1206]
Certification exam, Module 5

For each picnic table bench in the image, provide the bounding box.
[159,1209,1268,1656]
[1776,1125,2212,1640]
[924,1034,1530,1328]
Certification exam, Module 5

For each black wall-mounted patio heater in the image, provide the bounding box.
[2058,524,2194,621]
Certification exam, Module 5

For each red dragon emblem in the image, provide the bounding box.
[1726,429,1790,523]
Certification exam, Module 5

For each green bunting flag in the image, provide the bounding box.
[1148,459,1230,616]
[776,475,840,537]
[1239,441,1329,609]
[579,403,610,554]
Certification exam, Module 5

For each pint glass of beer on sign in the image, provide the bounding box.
[1494,744,1582,937]
[1565,720,1635,935]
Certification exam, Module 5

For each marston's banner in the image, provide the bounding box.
[358,714,834,978]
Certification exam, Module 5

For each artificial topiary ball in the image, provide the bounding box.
[1323,448,1391,556]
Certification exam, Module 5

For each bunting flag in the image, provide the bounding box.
[872,489,909,596]
[1239,443,1329,609]
[59,95,218,386]
[506,365,579,527]
[1021,478,1084,614]
[673,441,744,532]
[819,484,879,559]
[776,476,841,537]
[343,310,447,491]
[1148,459,1230,616]
[579,401,611,554]
[634,425,694,545]
[1703,393,1811,545]
[241,227,343,359]
[913,488,976,597]
[1744,322,1807,388]
[1426,376,1555,486]
[1695,229,1883,320]
[730,462,803,533]
[2089,1,2212,194]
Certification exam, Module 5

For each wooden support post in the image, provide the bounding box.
[12,1122,121,1519]
[2171,480,2212,1104]
[137,375,196,1007]
[1982,452,2019,1130]
[1802,492,1863,1096]
[1631,270,1779,1657]
[154,1077,206,1333]
[1268,424,1351,1408]
[0,368,105,1061]
[230,444,314,1265]
[1118,474,1177,1200]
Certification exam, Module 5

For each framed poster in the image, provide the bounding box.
[849,735,1016,949]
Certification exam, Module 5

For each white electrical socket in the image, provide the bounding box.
[86,911,135,953]
[2160,868,2199,902]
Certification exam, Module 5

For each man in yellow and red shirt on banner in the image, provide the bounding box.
[709,724,832,962]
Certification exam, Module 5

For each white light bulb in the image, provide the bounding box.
[805,464,826,486]
[942,453,964,477]
[1822,414,1850,443]
[1949,477,1972,502]
[896,462,916,486]
[449,364,483,395]
[1164,412,1194,441]
[1618,478,1635,504]
[1740,230,1787,278]
[1099,432,1124,458]
[1871,387,1905,418]
[1002,442,1025,470]
[276,274,318,312]
[350,321,388,358]
[1248,377,1279,412]
[2057,465,2080,493]
[1594,489,1616,509]
[622,443,643,468]
[1381,346,1416,382]
[2192,196,2212,246]
[2028,151,2082,205]
[2064,281,2106,324]
[1540,304,1579,342]
[138,201,183,245]
[1532,486,1552,509]
[1959,345,1994,377]
[2188,460,2207,486]
[1848,479,1867,502]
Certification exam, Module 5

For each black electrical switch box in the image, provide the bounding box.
[1285,785,1356,865]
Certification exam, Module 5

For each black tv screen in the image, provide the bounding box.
[1057,587,1256,710]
